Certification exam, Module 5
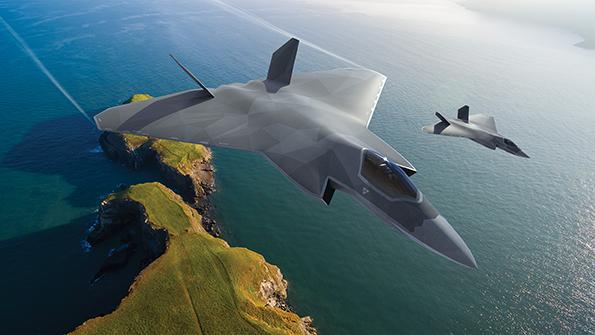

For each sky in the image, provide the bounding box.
[296,0,595,49]
[460,0,595,48]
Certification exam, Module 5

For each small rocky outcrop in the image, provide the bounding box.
[98,132,150,170]
[301,317,318,335]
[259,266,318,335]
[260,271,292,311]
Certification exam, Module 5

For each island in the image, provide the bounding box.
[75,94,316,334]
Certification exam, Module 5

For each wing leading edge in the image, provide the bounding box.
[281,68,387,128]
[95,38,392,199]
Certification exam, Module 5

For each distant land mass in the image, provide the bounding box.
[461,0,595,49]
[73,94,316,334]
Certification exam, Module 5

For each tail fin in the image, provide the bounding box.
[264,38,299,93]
[435,112,450,124]
[170,54,214,98]
[457,105,469,123]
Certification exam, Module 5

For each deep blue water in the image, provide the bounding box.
[0,0,593,334]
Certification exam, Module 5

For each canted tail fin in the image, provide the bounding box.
[170,54,214,98]
[264,38,299,93]
[435,112,450,124]
[457,105,469,123]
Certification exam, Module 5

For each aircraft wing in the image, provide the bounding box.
[95,67,388,150]
[469,114,497,133]
[422,121,468,137]
[94,84,272,152]
[260,127,416,201]
[287,68,386,127]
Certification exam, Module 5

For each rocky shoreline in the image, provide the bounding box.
[99,131,220,236]
[86,197,168,284]
[76,183,316,335]
[99,132,216,203]
[78,94,316,334]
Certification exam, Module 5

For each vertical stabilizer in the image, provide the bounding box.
[458,105,469,122]
[264,38,299,93]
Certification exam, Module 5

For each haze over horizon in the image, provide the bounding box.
[298,0,595,49]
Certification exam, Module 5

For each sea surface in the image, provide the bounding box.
[0,0,593,334]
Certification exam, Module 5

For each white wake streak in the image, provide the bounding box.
[209,0,362,68]
[0,16,93,123]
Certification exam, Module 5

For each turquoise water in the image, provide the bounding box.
[0,0,593,334]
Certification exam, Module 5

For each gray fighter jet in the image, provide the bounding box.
[423,105,529,158]
[94,38,477,268]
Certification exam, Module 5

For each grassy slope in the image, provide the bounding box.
[124,93,154,104]
[107,183,202,235]
[119,94,209,173]
[150,138,209,174]
[72,183,305,335]
[123,134,150,149]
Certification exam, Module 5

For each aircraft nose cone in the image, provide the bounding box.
[412,215,477,268]
[516,149,530,158]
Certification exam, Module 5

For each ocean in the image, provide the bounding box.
[0,0,593,334]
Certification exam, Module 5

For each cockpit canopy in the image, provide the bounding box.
[360,149,418,199]
[503,138,520,151]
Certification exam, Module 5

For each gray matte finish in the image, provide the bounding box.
[94,38,477,268]
[264,37,299,93]
[423,105,529,158]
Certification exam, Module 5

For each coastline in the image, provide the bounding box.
[72,183,315,335]
[73,94,316,334]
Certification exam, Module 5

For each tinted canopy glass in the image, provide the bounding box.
[360,150,418,199]
[503,138,521,151]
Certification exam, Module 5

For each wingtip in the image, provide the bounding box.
[93,113,103,131]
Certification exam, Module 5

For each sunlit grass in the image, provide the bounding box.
[72,183,306,335]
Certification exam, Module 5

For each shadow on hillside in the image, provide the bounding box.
[0,113,165,333]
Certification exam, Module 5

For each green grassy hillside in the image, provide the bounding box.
[71,183,311,335]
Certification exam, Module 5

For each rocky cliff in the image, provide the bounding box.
[87,94,316,334]
[72,183,316,335]
[98,94,217,234]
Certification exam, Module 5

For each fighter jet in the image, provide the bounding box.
[423,105,529,158]
[94,38,477,268]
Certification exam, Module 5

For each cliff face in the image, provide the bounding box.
[98,93,215,207]
[98,132,150,170]
[73,183,315,335]
[149,138,215,207]
[86,197,168,283]
[99,132,215,206]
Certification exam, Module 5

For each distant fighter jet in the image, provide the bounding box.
[423,105,529,158]
[95,38,477,268]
